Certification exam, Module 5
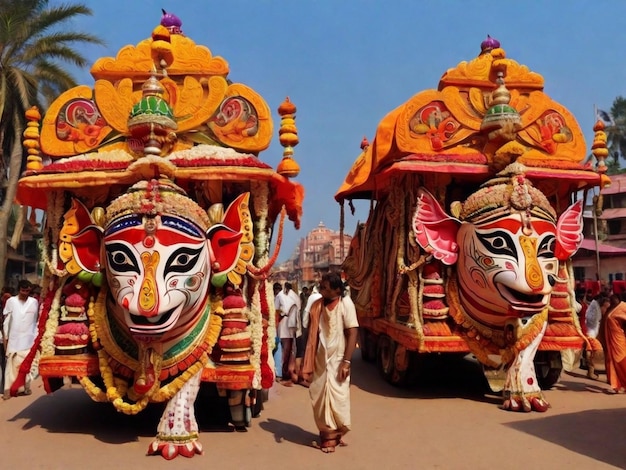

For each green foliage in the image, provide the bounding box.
[605,96,626,174]
[0,0,105,166]
[0,0,105,288]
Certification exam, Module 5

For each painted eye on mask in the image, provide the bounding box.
[105,243,140,273]
[476,231,517,258]
[165,247,203,273]
[537,235,556,258]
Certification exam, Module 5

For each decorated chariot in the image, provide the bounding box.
[13,11,303,459]
[337,36,609,411]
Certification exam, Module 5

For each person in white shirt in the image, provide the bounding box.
[3,280,39,399]
[296,286,322,386]
[274,282,300,385]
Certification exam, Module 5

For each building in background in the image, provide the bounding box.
[270,221,352,289]
[572,173,626,292]
[5,206,43,290]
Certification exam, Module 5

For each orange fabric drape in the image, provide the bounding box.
[604,302,626,390]
[302,298,323,380]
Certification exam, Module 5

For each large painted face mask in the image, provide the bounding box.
[412,164,583,330]
[455,211,559,327]
[65,179,250,342]
[104,213,211,337]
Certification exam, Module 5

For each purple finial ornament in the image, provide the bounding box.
[480,35,500,54]
[161,9,183,35]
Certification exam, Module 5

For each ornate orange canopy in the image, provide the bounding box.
[18,17,303,227]
[336,37,608,202]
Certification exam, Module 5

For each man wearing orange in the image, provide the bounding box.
[602,294,626,394]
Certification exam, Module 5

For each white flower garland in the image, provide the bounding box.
[246,280,263,389]
[42,191,68,277]
[167,144,256,162]
[248,180,276,384]
[41,277,69,357]
[264,279,277,369]
[49,149,134,166]
[251,180,269,260]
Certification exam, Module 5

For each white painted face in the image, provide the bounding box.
[104,214,211,340]
[456,212,558,328]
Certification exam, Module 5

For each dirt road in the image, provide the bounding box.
[1,353,624,470]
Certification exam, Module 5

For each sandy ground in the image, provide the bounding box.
[1,351,625,470]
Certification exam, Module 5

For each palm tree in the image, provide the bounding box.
[0,0,104,289]
[604,96,626,175]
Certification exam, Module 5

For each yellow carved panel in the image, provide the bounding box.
[440,48,544,90]
[40,86,113,157]
[208,83,272,152]
[175,75,228,132]
[91,35,229,82]
[93,78,136,134]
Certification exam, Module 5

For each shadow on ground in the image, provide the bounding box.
[8,383,245,444]
[258,418,318,447]
[505,407,626,469]
[350,351,499,405]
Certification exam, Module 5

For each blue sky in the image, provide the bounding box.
[51,0,626,261]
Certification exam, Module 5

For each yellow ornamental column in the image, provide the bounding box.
[24,106,43,171]
[591,120,609,174]
[277,97,300,178]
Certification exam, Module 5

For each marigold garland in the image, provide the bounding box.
[78,376,107,402]
[81,286,223,413]
[447,275,549,367]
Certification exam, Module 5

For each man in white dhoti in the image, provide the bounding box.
[303,272,358,453]
[3,280,39,399]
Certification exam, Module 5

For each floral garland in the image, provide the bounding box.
[246,280,264,389]
[42,191,68,278]
[250,180,269,261]
[247,207,286,279]
[167,144,271,167]
[150,303,221,402]
[85,295,101,349]
[91,287,139,372]
[80,289,222,414]
[260,279,276,388]
[447,275,548,368]
[248,180,276,387]
[40,277,68,357]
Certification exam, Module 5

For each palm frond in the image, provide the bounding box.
[23,42,90,68]
[27,3,93,36]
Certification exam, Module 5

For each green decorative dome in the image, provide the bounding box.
[128,75,177,129]
[480,72,521,135]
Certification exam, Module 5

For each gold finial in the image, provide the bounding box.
[24,106,43,171]
[277,96,300,178]
[592,120,609,174]
[480,71,521,144]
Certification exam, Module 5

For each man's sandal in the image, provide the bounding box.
[312,436,347,453]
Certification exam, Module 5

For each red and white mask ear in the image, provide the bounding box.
[554,199,584,260]
[207,193,252,287]
[412,188,461,265]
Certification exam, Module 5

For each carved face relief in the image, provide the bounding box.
[456,212,558,328]
[104,213,210,339]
